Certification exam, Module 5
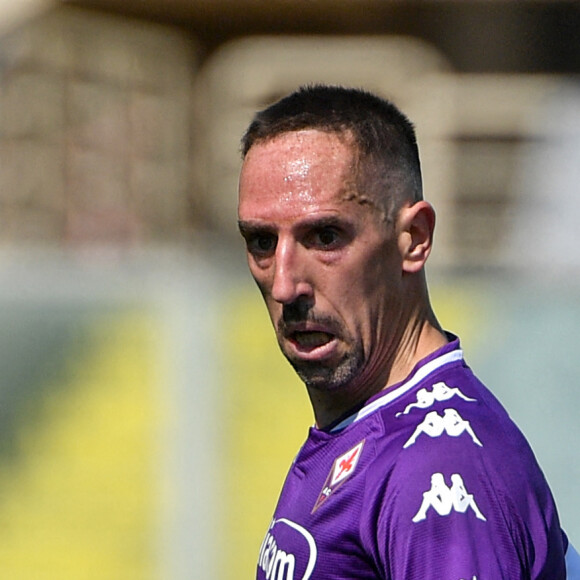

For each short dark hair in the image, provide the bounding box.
[241,85,423,213]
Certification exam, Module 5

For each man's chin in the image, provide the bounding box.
[286,354,361,393]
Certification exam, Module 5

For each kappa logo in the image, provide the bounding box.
[413,472,486,523]
[403,408,483,448]
[312,440,364,513]
[396,381,477,417]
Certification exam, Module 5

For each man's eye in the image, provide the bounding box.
[315,228,340,247]
[248,234,276,254]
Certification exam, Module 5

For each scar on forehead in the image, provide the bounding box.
[342,191,374,206]
[340,152,382,208]
[341,174,383,210]
[341,188,394,225]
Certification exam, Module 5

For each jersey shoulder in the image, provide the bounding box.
[359,365,565,579]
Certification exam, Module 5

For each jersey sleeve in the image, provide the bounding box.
[360,419,566,579]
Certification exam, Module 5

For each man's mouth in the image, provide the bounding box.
[291,331,334,349]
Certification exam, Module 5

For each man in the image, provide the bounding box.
[237,85,571,579]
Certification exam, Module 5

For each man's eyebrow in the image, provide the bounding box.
[237,220,274,235]
[293,215,353,233]
[302,215,345,228]
[238,216,350,233]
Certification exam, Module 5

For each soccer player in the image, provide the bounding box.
[237,85,574,579]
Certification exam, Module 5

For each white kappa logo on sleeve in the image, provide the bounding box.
[396,381,477,417]
[403,408,483,448]
[412,473,486,522]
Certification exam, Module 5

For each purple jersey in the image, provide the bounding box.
[256,337,566,580]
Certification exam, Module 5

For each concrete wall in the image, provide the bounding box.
[0,6,198,246]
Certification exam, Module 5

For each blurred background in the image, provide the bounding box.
[0,0,579,578]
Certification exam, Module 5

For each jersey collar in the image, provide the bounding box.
[329,336,463,433]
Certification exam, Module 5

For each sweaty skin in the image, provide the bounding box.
[238,129,446,428]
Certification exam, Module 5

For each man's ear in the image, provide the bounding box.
[398,201,436,274]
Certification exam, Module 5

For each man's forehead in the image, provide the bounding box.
[241,130,355,196]
[238,129,393,228]
[245,129,355,166]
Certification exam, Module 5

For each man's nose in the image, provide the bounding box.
[271,240,312,304]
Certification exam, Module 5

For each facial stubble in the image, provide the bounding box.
[276,315,365,392]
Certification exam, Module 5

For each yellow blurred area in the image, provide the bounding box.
[0,311,163,579]
[221,287,312,579]
[430,278,495,354]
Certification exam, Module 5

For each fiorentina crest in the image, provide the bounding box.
[312,440,365,513]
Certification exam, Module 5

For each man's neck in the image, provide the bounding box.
[386,319,448,389]
[309,319,448,430]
